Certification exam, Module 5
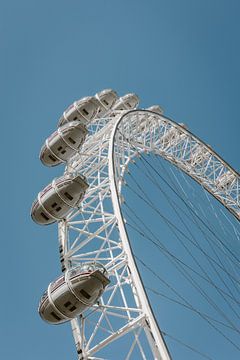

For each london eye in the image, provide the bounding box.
[31,89,240,360]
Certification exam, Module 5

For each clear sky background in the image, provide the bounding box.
[1,0,239,359]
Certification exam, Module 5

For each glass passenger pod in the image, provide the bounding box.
[95,89,118,116]
[39,121,88,167]
[38,263,110,325]
[112,93,139,111]
[147,105,164,115]
[30,174,89,225]
[58,96,100,127]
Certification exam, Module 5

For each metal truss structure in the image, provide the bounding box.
[58,109,239,359]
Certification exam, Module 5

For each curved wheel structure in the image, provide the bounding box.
[59,109,240,359]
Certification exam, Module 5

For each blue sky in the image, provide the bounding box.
[1,1,239,359]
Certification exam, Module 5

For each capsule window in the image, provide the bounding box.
[103,99,109,105]
[82,108,89,116]
[73,116,78,121]
[64,192,73,201]
[61,150,66,154]
[48,154,57,162]
[56,206,62,212]
[51,311,61,321]
[41,212,49,221]
[68,137,76,145]
[80,289,91,299]
[57,146,63,151]
[64,301,71,308]
[51,202,57,208]
[70,305,77,312]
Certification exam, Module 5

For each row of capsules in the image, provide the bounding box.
[30,90,140,325]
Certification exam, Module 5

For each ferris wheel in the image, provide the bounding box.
[31,90,240,360]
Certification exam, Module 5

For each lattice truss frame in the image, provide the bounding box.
[58,110,239,360]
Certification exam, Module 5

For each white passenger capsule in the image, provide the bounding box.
[38,263,110,324]
[31,174,88,225]
[40,121,88,167]
[58,96,100,127]
[147,105,164,114]
[95,89,118,117]
[112,93,139,111]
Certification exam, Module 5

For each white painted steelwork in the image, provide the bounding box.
[57,107,239,359]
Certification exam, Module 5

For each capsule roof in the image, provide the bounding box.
[112,93,139,111]
[147,105,164,115]
[95,89,118,112]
